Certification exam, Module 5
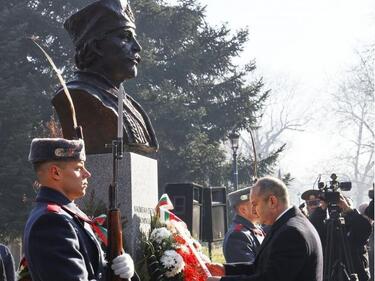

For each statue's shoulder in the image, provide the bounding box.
[55,78,105,99]
[53,72,115,109]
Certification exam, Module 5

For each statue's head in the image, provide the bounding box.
[64,0,141,84]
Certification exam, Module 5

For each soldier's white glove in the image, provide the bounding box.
[111,253,135,279]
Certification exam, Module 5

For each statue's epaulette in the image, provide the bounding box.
[234,223,244,232]
[46,203,61,213]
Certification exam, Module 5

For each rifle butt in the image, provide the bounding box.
[107,208,129,281]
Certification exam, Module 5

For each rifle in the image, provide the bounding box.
[106,84,129,281]
[32,38,128,281]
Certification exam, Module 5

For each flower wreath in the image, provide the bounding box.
[143,194,211,281]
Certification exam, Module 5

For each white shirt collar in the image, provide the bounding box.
[275,206,293,222]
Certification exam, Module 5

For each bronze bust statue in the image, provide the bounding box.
[52,0,158,154]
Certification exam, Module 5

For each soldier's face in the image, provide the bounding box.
[98,27,142,82]
[58,161,91,201]
[240,200,259,223]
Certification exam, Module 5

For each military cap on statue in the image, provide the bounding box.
[228,186,251,208]
[301,189,321,200]
[28,138,86,163]
[64,0,135,47]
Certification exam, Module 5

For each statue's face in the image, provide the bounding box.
[97,27,142,82]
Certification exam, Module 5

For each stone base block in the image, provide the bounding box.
[78,152,158,258]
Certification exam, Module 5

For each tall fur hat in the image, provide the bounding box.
[28,138,86,163]
[228,186,251,208]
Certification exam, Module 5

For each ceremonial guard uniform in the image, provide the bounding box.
[223,215,264,263]
[24,138,136,281]
[24,187,107,281]
[223,187,264,263]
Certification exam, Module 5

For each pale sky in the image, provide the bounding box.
[199,0,375,203]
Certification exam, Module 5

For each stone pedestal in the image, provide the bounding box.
[79,152,158,258]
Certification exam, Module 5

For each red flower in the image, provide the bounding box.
[173,234,186,245]
[176,246,208,281]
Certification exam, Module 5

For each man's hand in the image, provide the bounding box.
[111,253,135,279]
[207,277,222,281]
[338,194,352,213]
[206,262,225,276]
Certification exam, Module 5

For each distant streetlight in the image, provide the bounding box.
[228,131,240,191]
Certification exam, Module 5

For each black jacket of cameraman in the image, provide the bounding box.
[365,199,374,220]
[310,206,372,281]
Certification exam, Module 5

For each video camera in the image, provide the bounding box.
[318,173,351,205]
[319,175,357,281]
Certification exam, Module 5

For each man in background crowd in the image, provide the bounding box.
[223,187,264,263]
[365,188,374,281]
[309,192,372,281]
[301,189,323,217]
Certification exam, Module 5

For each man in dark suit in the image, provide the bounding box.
[24,138,136,281]
[206,176,323,281]
[223,186,264,263]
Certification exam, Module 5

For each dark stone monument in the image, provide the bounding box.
[52,0,158,155]
[52,0,159,257]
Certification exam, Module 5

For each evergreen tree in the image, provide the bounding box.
[0,0,87,239]
[0,0,278,238]
[128,0,269,189]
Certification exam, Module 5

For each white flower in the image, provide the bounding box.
[198,251,211,263]
[160,250,185,277]
[177,244,189,253]
[150,227,171,244]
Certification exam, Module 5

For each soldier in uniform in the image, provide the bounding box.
[223,187,265,263]
[52,0,158,155]
[24,138,136,281]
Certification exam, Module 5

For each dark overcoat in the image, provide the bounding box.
[222,207,323,281]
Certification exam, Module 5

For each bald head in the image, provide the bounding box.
[255,176,290,206]
[250,176,290,225]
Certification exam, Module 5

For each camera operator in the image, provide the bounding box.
[364,188,374,281]
[301,189,325,217]
[364,189,374,220]
[309,193,372,281]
